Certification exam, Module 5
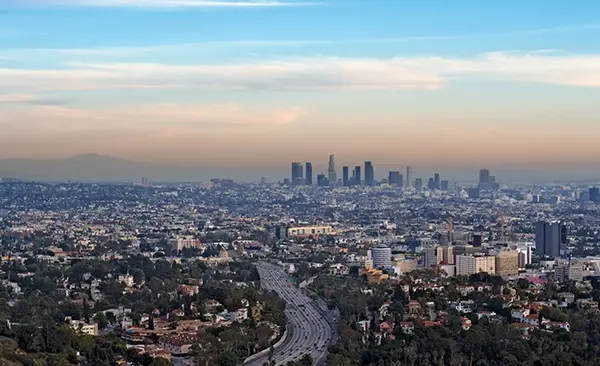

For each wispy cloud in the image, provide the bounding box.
[0,93,67,106]
[2,23,598,60]
[1,51,600,92]
[19,0,308,7]
[1,103,305,137]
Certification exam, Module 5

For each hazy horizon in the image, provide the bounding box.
[2,153,600,183]
[2,1,600,173]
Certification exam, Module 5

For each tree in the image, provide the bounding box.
[299,354,313,366]
[216,350,239,366]
[149,358,173,366]
[132,268,146,286]
[93,312,109,330]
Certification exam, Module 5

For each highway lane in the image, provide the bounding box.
[244,262,334,366]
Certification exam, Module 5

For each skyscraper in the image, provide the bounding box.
[354,166,362,186]
[364,161,374,186]
[328,154,337,186]
[415,177,423,191]
[388,171,401,186]
[479,168,491,190]
[342,166,349,187]
[317,173,329,187]
[427,177,435,190]
[479,168,490,184]
[535,221,565,258]
[434,173,440,189]
[590,187,600,202]
[406,166,412,188]
[305,162,313,186]
[440,180,449,191]
[291,162,303,186]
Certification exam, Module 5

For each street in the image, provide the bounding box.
[244,262,334,366]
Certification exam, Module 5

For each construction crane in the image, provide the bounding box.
[446,214,453,243]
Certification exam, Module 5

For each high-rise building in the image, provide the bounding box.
[328,154,337,186]
[427,178,435,190]
[353,166,362,186]
[364,161,375,186]
[406,166,412,188]
[436,246,454,264]
[398,174,404,188]
[317,173,329,187]
[555,259,583,282]
[415,178,423,191]
[456,254,496,276]
[479,168,490,185]
[291,162,304,186]
[468,187,480,199]
[495,250,519,278]
[388,171,401,186]
[434,173,440,189]
[372,245,392,268]
[305,162,313,186]
[423,247,438,269]
[590,187,600,202]
[342,166,349,187]
[472,234,483,247]
[440,180,449,191]
[535,221,565,258]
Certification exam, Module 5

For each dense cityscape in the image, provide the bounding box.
[2,156,600,365]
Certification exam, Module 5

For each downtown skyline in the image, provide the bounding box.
[2,1,600,172]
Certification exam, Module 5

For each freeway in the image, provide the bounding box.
[244,262,334,366]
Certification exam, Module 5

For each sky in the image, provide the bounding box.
[2,0,600,178]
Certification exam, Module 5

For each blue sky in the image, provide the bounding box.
[2,0,600,172]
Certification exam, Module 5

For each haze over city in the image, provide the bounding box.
[2,0,600,181]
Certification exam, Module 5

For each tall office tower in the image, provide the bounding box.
[388,171,401,186]
[354,166,362,186]
[434,173,440,189]
[342,166,349,187]
[535,221,564,258]
[317,173,329,187]
[305,162,313,186]
[372,245,392,268]
[398,174,404,188]
[364,161,375,186]
[440,180,449,191]
[328,154,337,186]
[479,168,491,190]
[479,168,490,184]
[590,187,600,202]
[427,177,435,190]
[406,166,412,188]
[291,162,304,186]
[415,178,423,191]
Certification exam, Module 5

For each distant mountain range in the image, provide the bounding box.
[0,154,209,182]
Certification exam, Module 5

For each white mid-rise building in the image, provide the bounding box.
[171,236,200,251]
[456,254,496,276]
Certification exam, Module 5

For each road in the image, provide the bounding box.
[244,262,334,366]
